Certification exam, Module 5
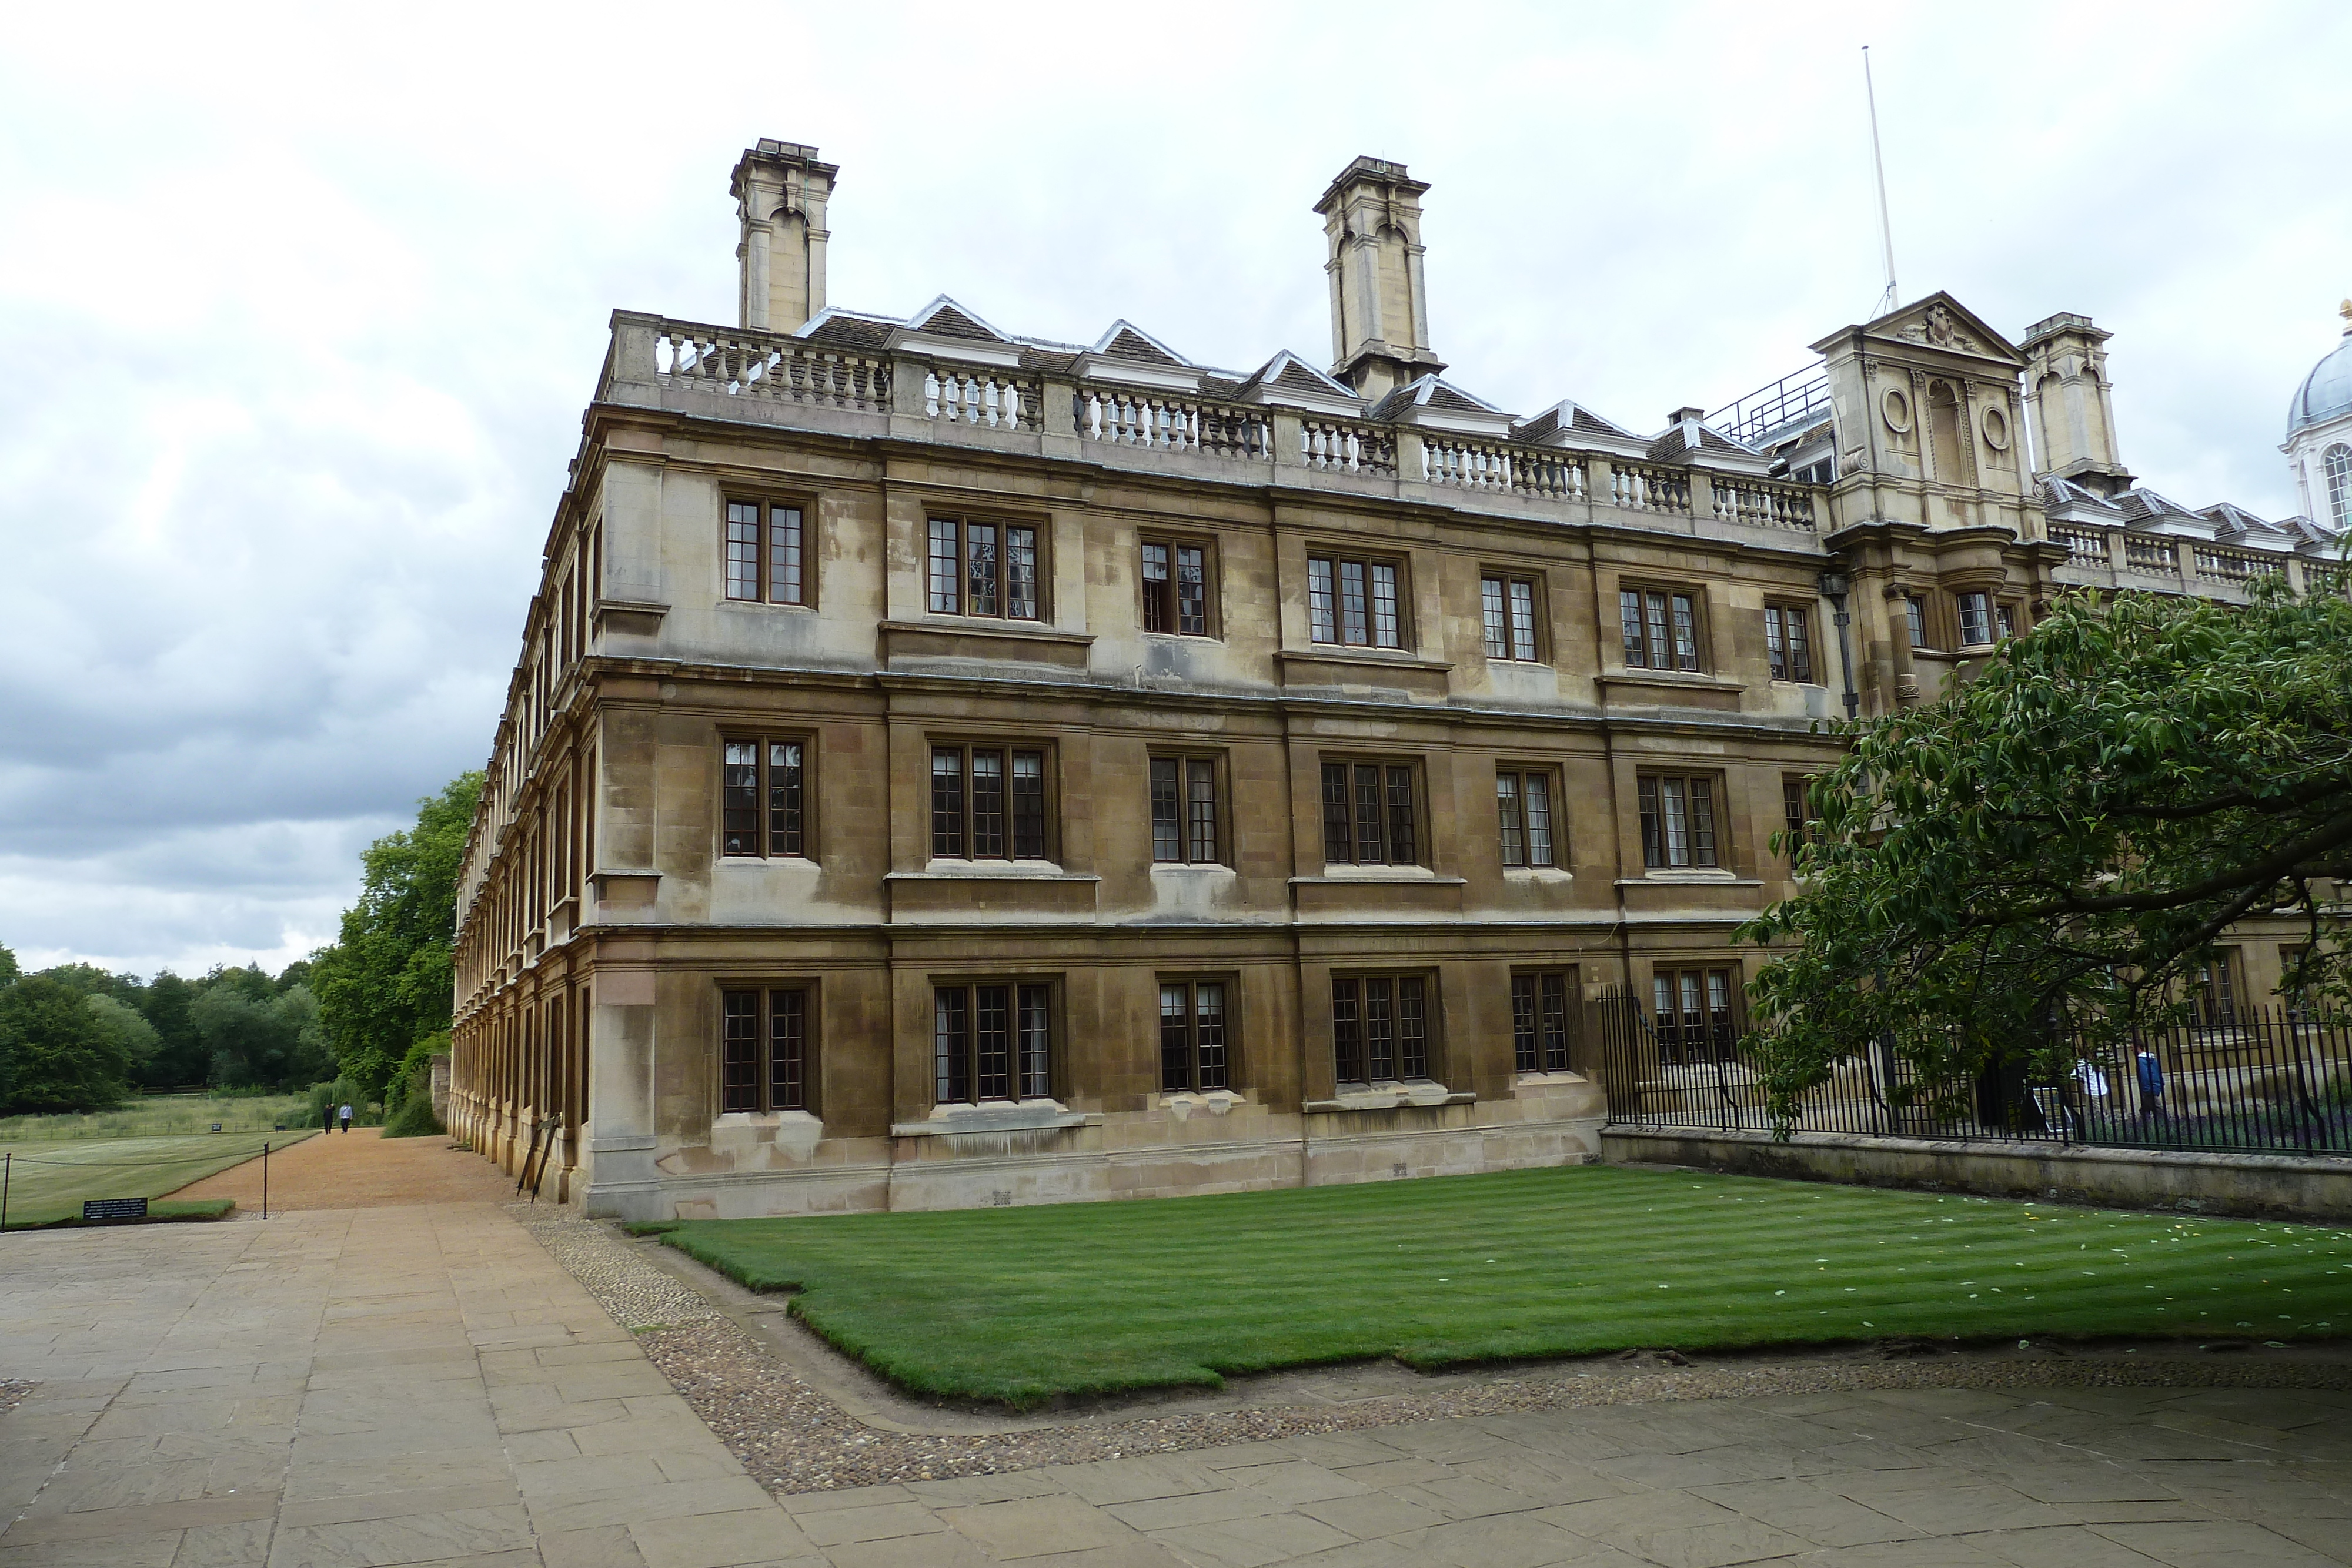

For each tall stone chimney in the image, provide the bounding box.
[2020,312,2132,497]
[732,139,838,333]
[1315,156,1445,400]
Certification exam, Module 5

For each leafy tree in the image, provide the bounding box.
[190,980,334,1089]
[312,772,485,1094]
[0,944,19,988]
[0,975,135,1113]
[1741,580,2352,1121]
[84,995,162,1078]
[138,972,207,1088]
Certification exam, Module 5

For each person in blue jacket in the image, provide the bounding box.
[2135,1045,2165,1119]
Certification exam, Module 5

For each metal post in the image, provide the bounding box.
[262,1142,269,1221]
[2,1151,10,1232]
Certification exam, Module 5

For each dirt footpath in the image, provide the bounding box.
[165,1126,520,1209]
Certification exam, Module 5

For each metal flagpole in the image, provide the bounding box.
[1863,46,1899,317]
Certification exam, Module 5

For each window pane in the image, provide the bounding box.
[1006,526,1038,619]
[1539,972,1569,1072]
[1150,757,1181,861]
[1638,775,1663,868]
[1331,978,1364,1083]
[1645,591,1671,670]
[1364,977,1394,1081]
[1354,764,1384,864]
[967,522,999,617]
[768,741,802,857]
[1764,605,1785,681]
[1142,542,1170,634]
[1509,580,1537,660]
[1339,559,1369,645]
[1321,763,1352,863]
[1525,773,1554,867]
[1386,765,1416,864]
[1671,593,1699,671]
[1785,607,1810,681]
[1783,778,1807,845]
[770,506,803,604]
[1396,977,1427,1079]
[1652,975,1676,1051]
[934,986,968,1104]
[1688,777,1718,867]
[1905,597,1925,647]
[1959,591,1991,647]
[722,989,760,1112]
[1482,577,1508,658]
[1177,546,1207,636]
[970,750,1006,858]
[930,749,965,858]
[1194,982,1226,1090]
[974,985,1011,1099]
[722,740,760,857]
[1996,603,2016,640]
[1621,589,1647,667]
[1511,973,1538,1072]
[1370,563,1400,647]
[1496,773,1525,868]
[1011,751,1045,858]
[927,519,960,614]
[1661,778,1689,866]
[1187,758,1218,862]
[1018,984,1051,1098]
[726,502,761,601]
[769,989,805,1111]
[1160,983,1190,1091]
[1308,557,1337,643]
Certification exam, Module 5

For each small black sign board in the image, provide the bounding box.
[82,1197,149,1222]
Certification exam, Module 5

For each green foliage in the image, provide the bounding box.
[189,979,334,1090]
[0,975,135,1114]
[312,772,483,1095]
[0,944,19,988]
[0,1131,311,1227]
[83,996,162,1077]
[1741,583,2352,1122]
[380,1095,443,1139]
[386,1031,448,1116]
[136,972,206,1087]
[0,1092,311,1141]
[659,1166,2348,1406]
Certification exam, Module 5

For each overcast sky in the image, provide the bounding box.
[4,2,2347,981]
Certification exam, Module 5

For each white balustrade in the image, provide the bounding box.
[653,324,890,412]
[1709,477,1816,531]
[1080,390,1268,459]
[922,367,1035,430]
[1608,462,1692,514]
[1299,419,1398,477]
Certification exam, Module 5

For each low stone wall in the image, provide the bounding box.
[1602,1125,2352,1222]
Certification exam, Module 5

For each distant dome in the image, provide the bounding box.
[2288,311,2352,439]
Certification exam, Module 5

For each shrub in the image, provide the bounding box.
[380,1095,443,1139]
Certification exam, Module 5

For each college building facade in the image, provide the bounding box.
[448,141,2349,1218]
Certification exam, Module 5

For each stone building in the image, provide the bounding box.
[448,140,2345,1217]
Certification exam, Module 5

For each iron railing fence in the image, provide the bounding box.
[1588,988,2352,1157]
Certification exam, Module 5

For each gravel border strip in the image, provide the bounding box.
[515,1206,2352,1496]
[0,1380,31,1420]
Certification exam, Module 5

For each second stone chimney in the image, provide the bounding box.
[1315,156,1445,400]
[2020,311,2133,497]
[732,139,838,333]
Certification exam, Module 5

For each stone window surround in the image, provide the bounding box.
[1138,529,1220,639]
[1479,566,1548,664]
[717,731,813,862]
[719,490,816,608]
[924,510,1050,623]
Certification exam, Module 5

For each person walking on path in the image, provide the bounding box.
[338,1102,353,1134]
[322,1100,334,1135]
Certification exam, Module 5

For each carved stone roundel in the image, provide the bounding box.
[1882,387,1913,434]
[1981,405,2011,451]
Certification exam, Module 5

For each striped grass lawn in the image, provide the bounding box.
[653,1165,2352,1406]
[0,1131,311,1228]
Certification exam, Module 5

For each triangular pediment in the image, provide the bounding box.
[906,295,1011,342]
[1088,320,1192,367]
[1813,290,2024,367]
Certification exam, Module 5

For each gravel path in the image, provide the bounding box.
[0,1379,29,1419]
[167,1127,518,1210]
[513,1207,2352,1497]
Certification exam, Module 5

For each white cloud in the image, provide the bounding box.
[2,0,2346,976]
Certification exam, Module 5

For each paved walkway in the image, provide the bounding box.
[1,1172,2347,1564]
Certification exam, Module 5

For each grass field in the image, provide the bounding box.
[0,1093,316,1142]
[0,1130,313,1228]
[653,1165,2352,1406]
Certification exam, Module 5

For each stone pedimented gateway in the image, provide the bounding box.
[449,141,2347,1219]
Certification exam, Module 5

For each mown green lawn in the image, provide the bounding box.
[0,1131,311,1228]
[654,1165,2352,1406]
[0,1093,315,1142]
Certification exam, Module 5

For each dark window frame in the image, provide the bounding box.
[1158,976,1232,1093]
[723,496,812,607]
[1318,756,1422,867]
[1780,774,1816,855]
[1618,583,1707,672]
[720,734,810,860]
[1140,533,1217,638]
[1479,570,1544,663]
[1511,969,1575,1075]
[1637,771,1722,870]
[925,513,1044,622]
[1957,590,1996,648]
[1495,765,1561,870]
[1149,753,1225,865]
[1330,971,1435,1085]
[1762,601,1815,683]
[1307,550,1409,650]
[1652,967,1739,1062]
[719,983,812,1114]
[933,978,1054,1105]
[930,741,1053,862]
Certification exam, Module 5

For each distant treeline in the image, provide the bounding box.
[0,770,484,1118]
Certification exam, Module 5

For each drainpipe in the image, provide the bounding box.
[1819,568,1860,723]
